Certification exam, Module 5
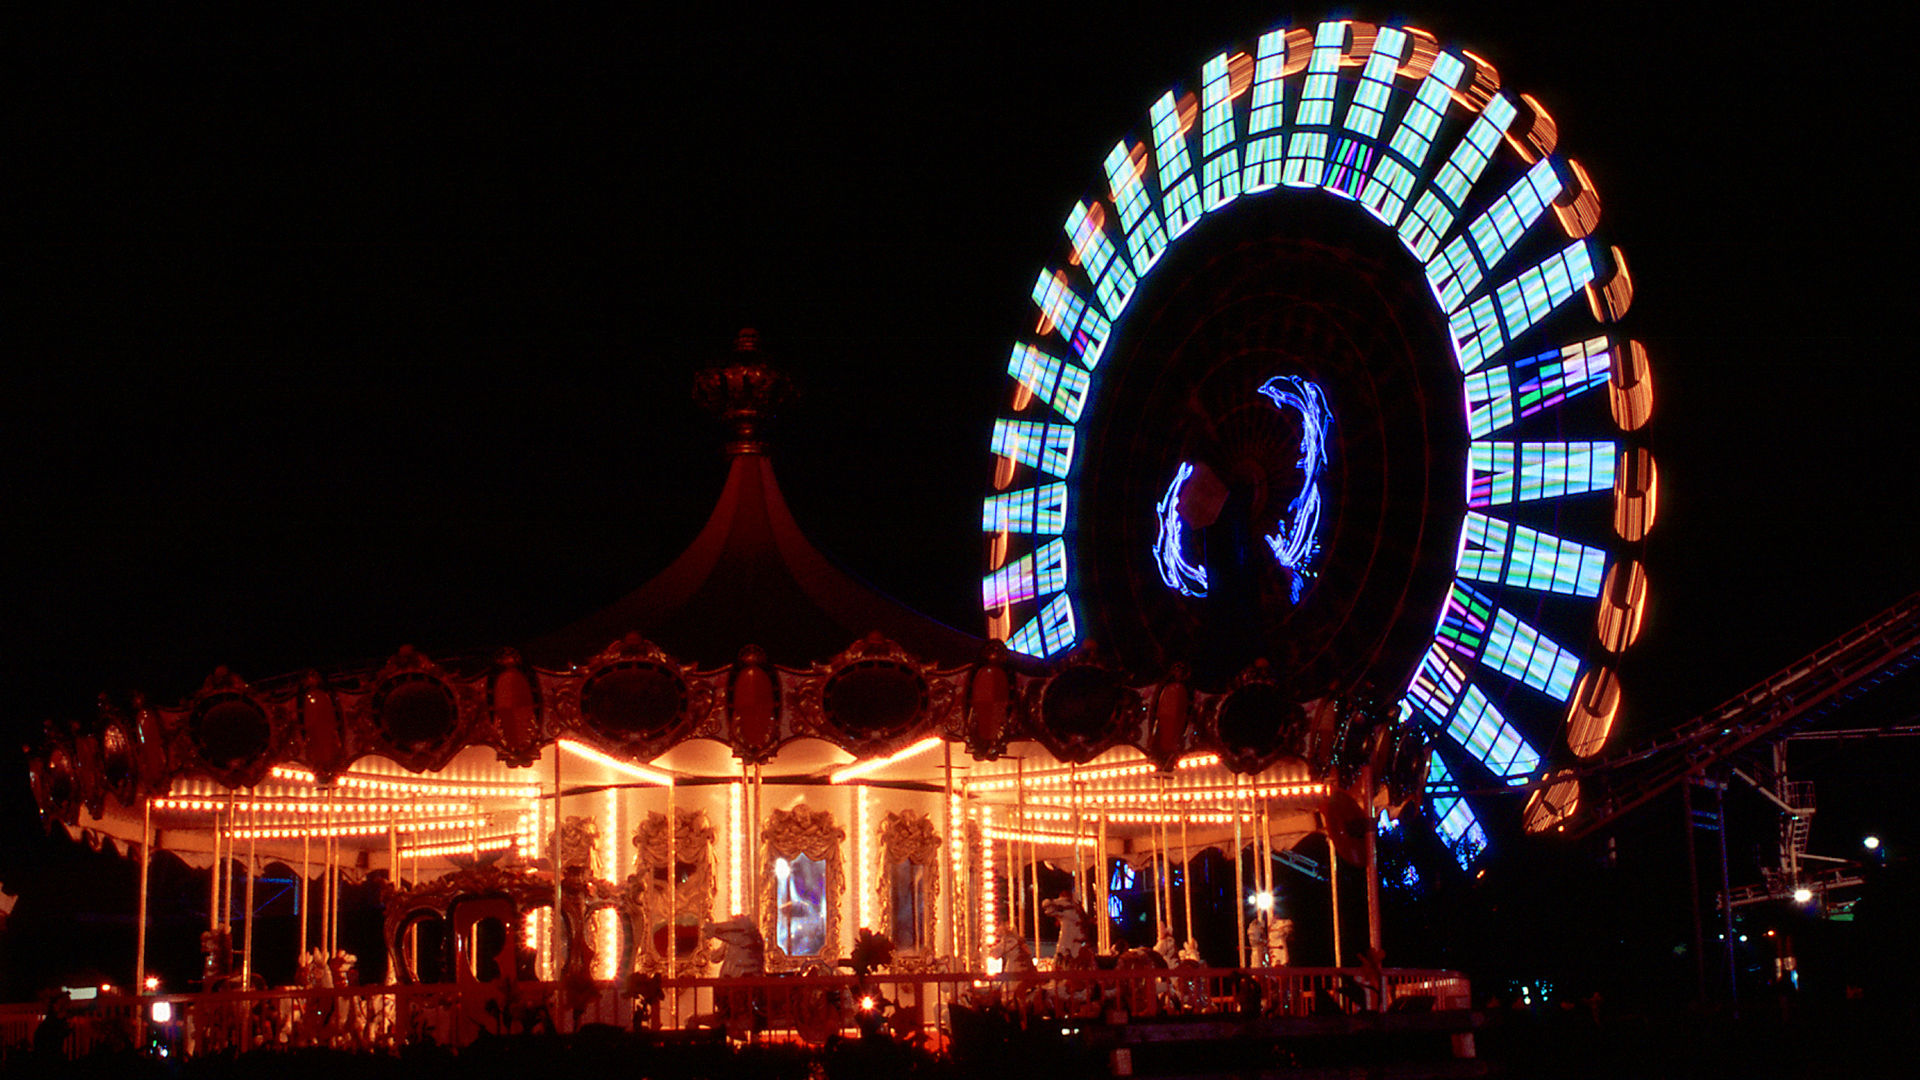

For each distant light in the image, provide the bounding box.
[1863,835,1880,851]
[1792,887,1813,904]
[100,984,112,994]
[151,1001,173,1023]
[1252,891,1274,913]
[859,995,876,1012]
[143,976,160,991]
[1738,934,1748,943]
[1765,929,1776,938]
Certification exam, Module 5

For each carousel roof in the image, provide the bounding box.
[527,343,982,669]
[22,331,1429,857]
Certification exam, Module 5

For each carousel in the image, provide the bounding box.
[22,338,1429,1030]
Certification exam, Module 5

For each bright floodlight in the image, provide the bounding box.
[151,1001,173,1023]
[1863,835,1881,850]
[1792,887,1814,904]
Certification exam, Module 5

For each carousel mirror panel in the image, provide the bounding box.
[629,807,716,972]
[758,804,843,970]
[877,809,939,958]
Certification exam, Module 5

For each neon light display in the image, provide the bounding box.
[983,17,1652,860]
[983,483,1067,536]
[1153,462,1211,598]
[1425,754,1488,869]
[1256,376,1332,603]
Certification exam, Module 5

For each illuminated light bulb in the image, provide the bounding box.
[1864,835,1881,851]
[1792,887,1813,904]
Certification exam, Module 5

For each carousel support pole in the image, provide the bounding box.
[1068,764,1083,920]
[667,778,678,1028]
[1259,795,1274,895]
[1232,778,1247,968]
[1261,799,1273,902]
[300,826,310,960]
[1154,781,1168,945]
[848,780,860,944]
[1326,813,1342,969]
[1179,810,1194,953]
[209,797,222,934]
[1364,772,1383,964]
[223,789,238,935]
[1019,757,1038,951]
[944,742,956,963]
[329,788,340,957]
[320,788,330,957]
[243,791,257,987]
[136,797,151,994]
[1149,809,1164,944]
[1096,813,1109,954]
[328,790,339,957]
[1003,831,1017,946]
[552,744,563,979]
[387,817,399,983]
[751,763,763,930]
[1259,797,1274,960]
[409,806,420,978]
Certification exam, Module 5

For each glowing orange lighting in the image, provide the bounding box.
[992,452,1016,492]
[558,739,673,786]
[829,737,944,784]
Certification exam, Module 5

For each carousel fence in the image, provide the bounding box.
[0,966,1471,1061]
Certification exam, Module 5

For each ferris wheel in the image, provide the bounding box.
[981,18,1655,866]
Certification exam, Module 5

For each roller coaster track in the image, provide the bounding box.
[1567,589,1920,839]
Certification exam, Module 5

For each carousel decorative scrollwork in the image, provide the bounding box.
[629,807,716,973]
[550,815,633,982]
[758,804,844,971]
[381,864,553,984]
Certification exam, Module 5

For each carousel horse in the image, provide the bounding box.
[983,927,1043,1014]
[698,916,765,1037]
[1041,893,1092,968]
[1114,945,1169,1017]
[190,925,258,1052]
[1154,928,1180,967]
[1169,939,1210,1012]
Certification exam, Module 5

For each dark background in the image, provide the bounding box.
[6,3,1915,1001]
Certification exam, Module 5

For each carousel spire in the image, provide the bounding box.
[692,327,796,457]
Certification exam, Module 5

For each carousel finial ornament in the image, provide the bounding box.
[692,328,797,456]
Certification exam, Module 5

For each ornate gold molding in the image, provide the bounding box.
[628,808,716,973]
[758,804,844,972]
[876,809,940,960]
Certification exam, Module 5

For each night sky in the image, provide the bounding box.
[7,3,1916,988]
